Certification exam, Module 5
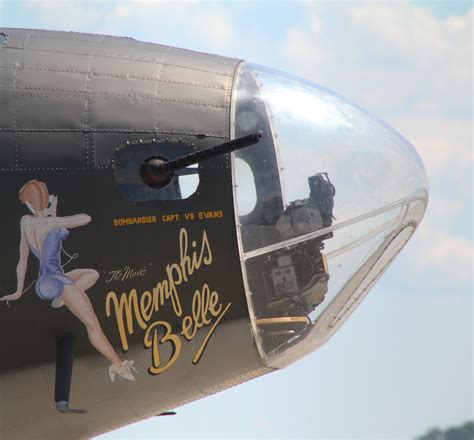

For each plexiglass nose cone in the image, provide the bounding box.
[231,63,428,368]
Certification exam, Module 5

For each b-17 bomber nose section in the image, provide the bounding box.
[0,27,429,438]
[231,63,428,368]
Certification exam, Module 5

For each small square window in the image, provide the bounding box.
[114,139,199,202]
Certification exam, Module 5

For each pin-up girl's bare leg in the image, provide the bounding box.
[52,269,99,309]
[65,269,99,291]
[61,284,122,367]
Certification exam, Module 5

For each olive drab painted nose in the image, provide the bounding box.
[0,27,431,439]
[230,63,429,368]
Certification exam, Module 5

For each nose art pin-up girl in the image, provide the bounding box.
[0,180,137,382]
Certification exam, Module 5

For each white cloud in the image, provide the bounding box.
[122,2,237,50]
[393,116,473,175]
[281,2,472,118]
[281,10,330,80]
[428,197,464,219]
[282,25,329,71]
[184,6,236,49]
[20,0,103,31]
[348,5,473,86]
[18,0,238,52]
[415,222,473,281]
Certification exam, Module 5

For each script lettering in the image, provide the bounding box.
[105,228,230,374]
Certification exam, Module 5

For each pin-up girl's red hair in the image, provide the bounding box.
[19,180,49,212]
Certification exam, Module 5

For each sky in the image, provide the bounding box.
[1,1,472,439]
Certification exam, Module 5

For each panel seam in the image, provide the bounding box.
[0,76,226,90]
[12,30,34,168]
[15,48,234,75]
[153,45,171,134]
[3,31,236,66]
[0,91,227,108]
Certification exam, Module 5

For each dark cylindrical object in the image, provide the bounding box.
[54,333,76,403]
[140,156,173,188]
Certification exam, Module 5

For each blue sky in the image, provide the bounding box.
[1,1,472,438]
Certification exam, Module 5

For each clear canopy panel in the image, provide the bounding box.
[231,63,428,368]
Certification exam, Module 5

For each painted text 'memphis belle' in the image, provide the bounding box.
[105,228,231,375]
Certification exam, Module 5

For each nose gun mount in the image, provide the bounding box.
[140,132,263,189]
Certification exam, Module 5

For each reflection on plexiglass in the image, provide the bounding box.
[232,63,428,368]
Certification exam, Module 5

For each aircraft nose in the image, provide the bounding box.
[231,63,428,368]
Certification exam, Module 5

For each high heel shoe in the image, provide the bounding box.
[109,360,138,382]
[51,297,64,308]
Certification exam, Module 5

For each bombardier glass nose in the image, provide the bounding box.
[231,63,428,368]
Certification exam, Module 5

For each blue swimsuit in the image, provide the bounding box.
[30,228,74,301]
